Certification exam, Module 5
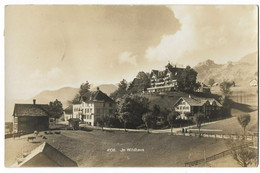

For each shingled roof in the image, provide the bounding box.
[83,89,114,103]
[181,97,208,106]
[17,142,77,167]
[174,96,222,107]
[13,104,50,117]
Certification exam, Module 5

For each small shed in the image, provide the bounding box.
[68,118,81,130]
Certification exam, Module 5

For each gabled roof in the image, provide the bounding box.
[17,142,77,167]
[181,97,207,106]
[13,104,50,117]
[206,98,222,107]
[68,118,81,122]
[151,70,159,77]
[174,96,222,107]
[83,90,114,103]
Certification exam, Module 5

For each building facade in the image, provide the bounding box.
[12,99,50,134]
[173,96,222,120]
[147,63,184,93]
[72,88,116,126]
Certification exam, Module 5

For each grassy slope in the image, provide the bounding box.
[5,130,229,167]
[188,110,258,135]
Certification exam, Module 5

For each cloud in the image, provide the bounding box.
[30,68,62,83]
[119,51,137,66]
[145,6,258,66]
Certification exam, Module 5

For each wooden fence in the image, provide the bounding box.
[176,132,257,141]
[185,143,252,167]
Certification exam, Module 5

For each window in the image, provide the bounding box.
[109,109,113,114]
[109,103,112,107]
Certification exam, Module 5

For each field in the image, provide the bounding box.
[189,110,258,135]
[5,130,233,167]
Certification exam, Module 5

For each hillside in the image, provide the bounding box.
[27,87,80,108]
[5,130,229,167]
[90,84,117,96]
[194,52,258,86]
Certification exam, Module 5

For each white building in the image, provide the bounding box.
[174,96,222,120]
[250,79,258,87]
[72,87,116,126]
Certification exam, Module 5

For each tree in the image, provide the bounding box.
[117,95,150,129]
[119,112,131,132]
[95,116,105,131]
[193,112,205,136]
[177,66,198,92]
[129,71,150,93]
[227,139,257,167]
[79,81,91,101]
[219,81,233,98]
[142,112,155,133]
[237,114,251,136]
[167,109,178,135]
[49,99,63,124]
[208,78,215,86]
[110,79,128,99]
[68,94,81,105]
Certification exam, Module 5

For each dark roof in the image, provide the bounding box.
[68,118,81,122]
[151,70,159,77]
[83,90,114,103]
[17,142,77,167]
[64,105,73,114]
[13,104,50,117]
[150,64,184,78]
[175,96,222,107]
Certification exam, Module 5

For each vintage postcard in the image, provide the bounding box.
[4,5,258,167]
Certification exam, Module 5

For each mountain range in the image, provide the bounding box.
[194,52,257,86]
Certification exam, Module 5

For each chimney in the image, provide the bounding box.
[97,87,100,91]
[33,99,36,105]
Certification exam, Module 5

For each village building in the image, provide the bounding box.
[63,105,73,121]
[15,142,77,167]
[173,96,222,120]
[147,63,184,93]
[72,87,116,126]
[249,79,258,87]
[12,99,50,134]
[195,82,211,94]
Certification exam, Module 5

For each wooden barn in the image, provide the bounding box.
[15,142,77,167]
[12,99,50,134]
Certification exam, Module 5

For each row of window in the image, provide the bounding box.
[177,106,189,110]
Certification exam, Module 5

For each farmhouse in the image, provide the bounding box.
[12,99,50,134]
[147,63,184,93]
[72,87,116,126]
[173,96,222,120]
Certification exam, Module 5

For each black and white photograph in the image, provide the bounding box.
[3,3,259,168]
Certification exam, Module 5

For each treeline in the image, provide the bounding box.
[110,66,200,100]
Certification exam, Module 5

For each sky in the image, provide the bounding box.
[5,5,258,100]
